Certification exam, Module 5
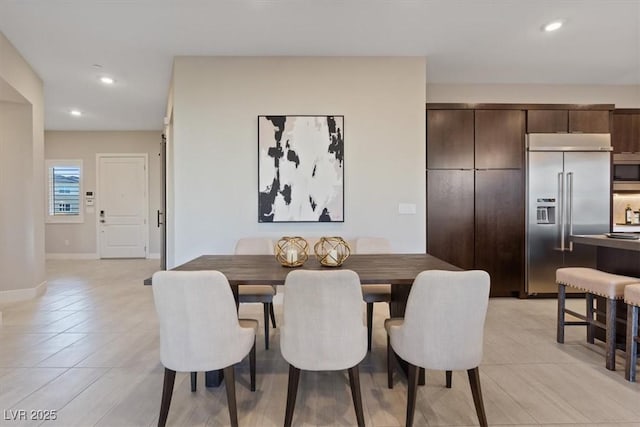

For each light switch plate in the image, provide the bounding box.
[398,203,416,215]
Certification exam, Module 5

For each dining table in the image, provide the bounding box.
[168,253,460,387]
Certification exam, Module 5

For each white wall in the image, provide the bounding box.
[45,131,162,257]
[164,77,175,268]
[169,57,426,267]
[0,32,45,302]
[427,83,640,107]
[0,102,34,293]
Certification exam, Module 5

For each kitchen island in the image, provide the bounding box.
[571,234,640,280]
[571,234,640,254]
[570,234,640,347]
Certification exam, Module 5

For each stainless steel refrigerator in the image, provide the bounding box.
[526,134,611,295]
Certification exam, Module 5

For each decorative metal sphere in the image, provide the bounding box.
[275,236,309,267]
[313,236,351,267]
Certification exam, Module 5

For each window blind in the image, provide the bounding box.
[48,166,81,215]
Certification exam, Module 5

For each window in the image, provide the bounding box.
[46,159,84,223]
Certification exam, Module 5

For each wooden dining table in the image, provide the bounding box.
[169,253,460,387]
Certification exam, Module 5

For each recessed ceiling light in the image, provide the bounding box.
[100,76,115,85]
[70,110,82,117]
[543,20,564,32]
[92,64,103,69]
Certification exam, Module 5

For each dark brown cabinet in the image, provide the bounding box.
[475,110,525,169]
[427,110,474,169]
[612,110,640,153]
[527,109,610,133]
[427,103,615,297]
[569,110,610,133]
[475,170,524,297]
[426,170,475,270]
[426,107,525,296]
[527,110,568,133]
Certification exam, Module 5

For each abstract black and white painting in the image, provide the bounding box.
[258,115,344,222]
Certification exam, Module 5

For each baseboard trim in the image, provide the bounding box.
[0,280,48,304]
[148,253,160,259]
[46,253,99,260]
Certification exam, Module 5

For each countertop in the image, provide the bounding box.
[570,234,640,252]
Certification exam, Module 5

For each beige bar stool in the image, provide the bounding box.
[557,267,638,370]
[624,284,640,381]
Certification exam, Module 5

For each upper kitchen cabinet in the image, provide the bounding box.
[527,110,568,133]
[475,110,525,169]
[527,107,611,134]
[427,109,474,169]
[568,110,610,133]
[612,109,640,153]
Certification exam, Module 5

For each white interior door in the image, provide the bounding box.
[98,155,148,258]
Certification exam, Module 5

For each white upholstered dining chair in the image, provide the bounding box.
[386,270,490,427]
[152,270,257,427]
[235,237,277,350]
[281,270,367,427]
[355,237,392,351]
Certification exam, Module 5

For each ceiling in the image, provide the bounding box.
[0,0,638,131]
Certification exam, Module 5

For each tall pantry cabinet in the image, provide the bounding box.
[427,108,525,296]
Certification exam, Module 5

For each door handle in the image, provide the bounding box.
[157,210,163,227]
[557,172,565,251]
[100,219,105,223]
[566,172,574,252]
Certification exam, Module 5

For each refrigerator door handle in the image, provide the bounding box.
[558,172,565,251]
[567,172,574,252]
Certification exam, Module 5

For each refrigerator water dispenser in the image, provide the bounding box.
[536,198,556,224]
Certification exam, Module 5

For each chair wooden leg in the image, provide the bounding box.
[626,304,639,382]
[158,368,176,427]
[269,302,277,328]
[406,363,420,427]
[445,370,452,388]
[347,366,365,427]
[284,365,301,427]
[250,338,256,392]
[467,367,488,427]
[418,368,425,386]
[606,298,617,371]
[557,283,566,343]
[190,372,197,392]
[366,302,374,351]
[586,293,595,344]
[387,334,394,389]
[262,302,270,350]
[223,365,238,427]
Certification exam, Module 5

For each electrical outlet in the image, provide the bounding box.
[398,203,416,215]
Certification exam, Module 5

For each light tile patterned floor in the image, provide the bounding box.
[0,259,638,426]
